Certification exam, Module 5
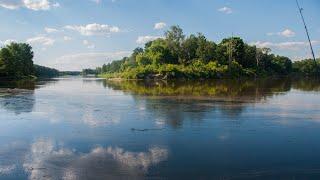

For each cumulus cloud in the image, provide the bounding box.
[65,23,120,36]
[251,40,319,50]
[44,27,59,33]
[0,0,59,11]
[280,29,296,37]
[63,36,72,41]
[52,51,131,71]
[23,138,168,180]
[83,40,95,49]
[218,7,232,14]
[136,36,163,44]
[267,29,296,38]
[26,35,55,46]
[154,22,167,30]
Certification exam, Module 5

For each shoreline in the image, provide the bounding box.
[99,74,317,82]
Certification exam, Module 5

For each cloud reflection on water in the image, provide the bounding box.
[22,138,168,180]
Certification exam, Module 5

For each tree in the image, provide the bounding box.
[220,37,245,66]
[243,44,257,68]
[195,33,217,63]
[136,53,152,66]
[34,65,59,77]
[271,56,292,75]
[0,42,34,77]
[165,25,185,64]
[144,39,174,65]
[181,34,199,64]
[181,33,217,64]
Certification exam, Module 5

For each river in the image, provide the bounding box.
[0,77,319,179]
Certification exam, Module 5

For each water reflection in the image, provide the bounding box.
[103,78,293,99]
[104,78,295,128]
[8,138,167,180]
[0,78,319,179]
[0,90,35,114]
[292,78,320,91]
[0,80,57,114]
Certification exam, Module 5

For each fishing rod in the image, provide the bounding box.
[295,0,319,75]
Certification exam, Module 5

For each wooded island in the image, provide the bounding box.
[97,26,319,79]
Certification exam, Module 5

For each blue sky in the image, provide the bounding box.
[0,0,319,71]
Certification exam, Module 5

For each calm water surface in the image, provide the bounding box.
[0,77,320,179]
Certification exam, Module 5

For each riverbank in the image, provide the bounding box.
[0,75,37,81]
[98,64,318,81]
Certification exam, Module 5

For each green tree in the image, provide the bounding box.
[165,25,185,64]
[2,43,34,77]
[136,53,152,66]
[271,56,292,75]
[195,33,217,63]
[220,37,245,66]
[144,39,174,65]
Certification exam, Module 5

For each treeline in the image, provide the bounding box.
[97,26,318,79]
[82,69,98,76]
[0,42,59,79]
[34,65,59,77]
[292,58,320,76]
[59,71,81,76]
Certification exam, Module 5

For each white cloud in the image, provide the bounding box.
[63,36,72,41]
[52,1,59,7]
[154,22,167,30]
[65,23,120,36]
[218,7,232,14]
[279,29,296,37]
[23,0,50,10]
[83,40,89,45]
[52,51,131,71]
[266,32,275,36]
[251,40,319,51]
[44,27,59,33]
[91,0,101,4]
[0,0,59,11]
[267,29,296,38]
[136,35,163,44]
[0,0,21,9]
[83,40,95,49]
[0,39,17,46]
[26,35,55,46]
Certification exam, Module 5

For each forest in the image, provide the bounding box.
[0,42,59,79]
[97,26,319,79]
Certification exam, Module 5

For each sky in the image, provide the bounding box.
[0,0,319,71]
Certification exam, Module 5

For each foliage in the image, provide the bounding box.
[292,59,320,76]
[34,65,59,77]
[82,68,98,75]
[59,71,81,76]
[0,42,34,78]
[0,42,61,79]
[96,25,317,79]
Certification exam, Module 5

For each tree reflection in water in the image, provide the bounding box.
[104,78,319,128]
[0,79,57,114]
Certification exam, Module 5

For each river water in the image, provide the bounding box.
[0,77,319,179]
